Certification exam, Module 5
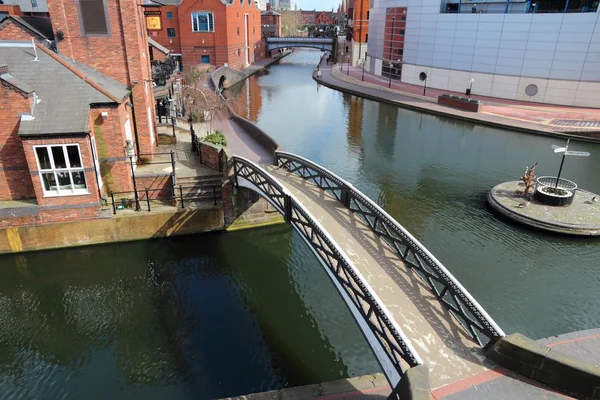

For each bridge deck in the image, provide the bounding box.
[266,166,490,389]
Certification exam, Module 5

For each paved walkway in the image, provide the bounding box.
[212,118,272,164]
[317,47,600,141]
[266,165,489,390]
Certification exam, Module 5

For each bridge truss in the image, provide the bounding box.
[233,155,422,393]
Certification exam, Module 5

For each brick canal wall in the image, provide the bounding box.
[0,207,223,254]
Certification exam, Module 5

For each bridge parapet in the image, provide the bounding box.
[274,151,505,349]
[265,37,335,52]
[232,155,423,393]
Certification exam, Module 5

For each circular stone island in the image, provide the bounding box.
[487,181,600,236]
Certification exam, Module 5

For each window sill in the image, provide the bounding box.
[43,191,90,198]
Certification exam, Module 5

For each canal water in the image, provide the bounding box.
[1,49,599,399]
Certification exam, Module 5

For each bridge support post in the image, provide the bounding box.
[233,162,239,188]
[341,185,351,207]
[387,365,430,400]
[283,194,292,223]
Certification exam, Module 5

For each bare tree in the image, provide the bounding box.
[280,10,301,37]
[181,65,229,133]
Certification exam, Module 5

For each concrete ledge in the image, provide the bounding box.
[396,365,431,400]
[217,373,389,400]
[486,333,600,399]
[316,69,600,144]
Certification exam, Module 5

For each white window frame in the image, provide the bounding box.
[34,144,89,197]
[191,12,214,32]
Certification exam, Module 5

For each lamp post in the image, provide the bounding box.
[346,54,350,75]
[388,61,393,88]
[468,78,474,98]
[361,57,366,81]
[124,140,140,211]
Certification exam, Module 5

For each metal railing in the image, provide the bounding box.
[110,183,219,214]
[275,151,505,348]
[536,176,578,192]
[266,37,334,42]
[232,155,423,388]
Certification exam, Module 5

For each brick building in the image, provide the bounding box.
[346,0,369,66]
[0,0,162,227]
[261,8,281,38]
[149,0,265,71]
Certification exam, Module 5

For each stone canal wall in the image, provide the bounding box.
[487,332,600,399]
[218,373,391,400]
[0,207,224,254]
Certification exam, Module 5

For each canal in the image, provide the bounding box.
[1,49,599,399]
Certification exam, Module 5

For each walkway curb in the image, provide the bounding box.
[486,333,600,399]
[314,68,600,144]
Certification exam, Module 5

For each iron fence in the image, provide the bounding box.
[275,151,505,348]
[232,155,423,388]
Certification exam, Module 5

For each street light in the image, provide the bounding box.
[468,78,475,98]
[347,54,350,75]
[361,57,366,81]
[388,61,393,88]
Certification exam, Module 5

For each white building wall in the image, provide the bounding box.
[367,0,600,107]
[351,39,369,66]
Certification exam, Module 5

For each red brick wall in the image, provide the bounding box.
[149,5,181,55]
[352,0,369,43]
[0,84,36,201]
[159,0,263,71]
[39,205,100,224]
[46,0,157,155]
[150,46,169,62]
[21,136,100,207]
[137,175,173,199]
[90,103,133,194]
[0,18,37,40]
[200,143,223,172]
[0,5,23,16]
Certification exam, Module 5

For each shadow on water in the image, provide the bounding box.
[0,224,379,399]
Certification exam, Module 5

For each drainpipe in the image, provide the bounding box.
[88,133,106,203]
[129,92,142,160]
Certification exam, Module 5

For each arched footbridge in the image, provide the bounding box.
[232,151,505,397]
[265,37,335,53]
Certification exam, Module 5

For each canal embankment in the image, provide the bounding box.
[315,64,600,144]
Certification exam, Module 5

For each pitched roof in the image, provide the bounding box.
[0,16,51,41]
[0,41,124,136]
[261,10,281,16]
[148,37,170,55]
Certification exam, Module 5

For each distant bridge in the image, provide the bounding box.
[265,37,336,53]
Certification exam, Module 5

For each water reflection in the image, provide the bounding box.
[232,49,600,340]
[0,227,380,399]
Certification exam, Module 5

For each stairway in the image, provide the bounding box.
[176,174,224,207]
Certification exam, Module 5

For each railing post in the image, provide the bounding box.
[283,194,292,223]
[111,192,116,215]
[213,185,217,206]
[180,185,184,208]
[341,183,351,207]
[233,160,239,187]
[145,188,151,212]
[129,155,140,211]
[170,150,177,199]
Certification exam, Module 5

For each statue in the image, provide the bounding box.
[519,161,538,198]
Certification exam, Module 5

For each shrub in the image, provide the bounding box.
[202,130,227,147]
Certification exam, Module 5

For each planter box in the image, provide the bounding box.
[438,94,480,112]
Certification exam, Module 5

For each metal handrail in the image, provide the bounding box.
[275,150,505,348]
[536,176,578,191]
[110,183,220,213]
[232,156,423,387]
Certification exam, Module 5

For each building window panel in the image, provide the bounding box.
[79,0,109,35]
[167,28,176,37]
[166,11,172,19]
[192,12,214,32]
[34,144,88,196]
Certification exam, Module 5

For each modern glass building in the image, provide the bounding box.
[366,0,600,107]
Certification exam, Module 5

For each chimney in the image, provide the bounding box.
[0,64,8,75]
[266,2,270,10]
